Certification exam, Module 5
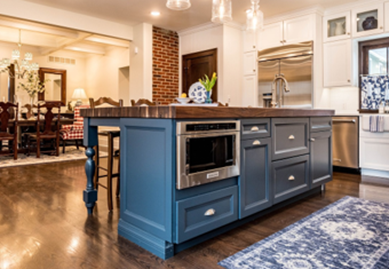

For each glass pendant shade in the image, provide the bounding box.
[12,49,20,59]
[211,0,233,24]
[166,0,191,11]
[246,0,264,32]
[246,7,264,32]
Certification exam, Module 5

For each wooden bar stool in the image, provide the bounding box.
[89,97,123,211]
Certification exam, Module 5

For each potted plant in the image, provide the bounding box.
[18,71,47,107]
[199,72,217,103]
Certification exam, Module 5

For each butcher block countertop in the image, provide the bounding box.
[80,106,335,119]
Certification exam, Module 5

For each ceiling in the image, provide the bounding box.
[23,0,361,31]
[0,16,130,57]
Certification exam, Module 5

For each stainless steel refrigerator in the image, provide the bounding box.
[258,41,313,108]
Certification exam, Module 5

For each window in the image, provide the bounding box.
[359,37,389,112]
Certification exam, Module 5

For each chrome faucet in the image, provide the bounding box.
[271,73,290,108]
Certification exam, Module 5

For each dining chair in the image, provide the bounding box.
[89,97,123,211]
[131,98,159,106]
[60,104,90,153]
[0,102,19,160]
[24,101,62,158]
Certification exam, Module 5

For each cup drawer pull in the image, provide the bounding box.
[288,175,295,181]
[289,135,295,140]
[204,208,216,216]
[253,140,261,145]
[251,126,259,132]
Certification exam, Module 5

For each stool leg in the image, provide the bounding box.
[116,147,120,197]
[107,133,114,211]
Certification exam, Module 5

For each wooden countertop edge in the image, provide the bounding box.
[80,106,335,119]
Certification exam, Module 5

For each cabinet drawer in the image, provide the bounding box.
[273,155,310,204]
[241,119,270,140]
[175,186,238,243]
[271,118,309,160]
[310,117,332,133]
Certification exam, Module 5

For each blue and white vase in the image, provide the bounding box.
[205,90,212,103]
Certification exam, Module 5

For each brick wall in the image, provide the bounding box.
[152,26,179,105]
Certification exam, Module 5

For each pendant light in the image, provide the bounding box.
[211,0,233,24]
[246,0,264,32]
[166,0,191,11]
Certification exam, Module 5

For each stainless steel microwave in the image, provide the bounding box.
[176,121,240,190]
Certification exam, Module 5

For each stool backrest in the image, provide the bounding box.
[89,97,123,108]
[131,98,158,106]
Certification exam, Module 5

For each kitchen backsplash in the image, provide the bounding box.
[327,86,359,115]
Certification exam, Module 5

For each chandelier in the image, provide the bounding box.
[166,0,191,11]
[246,0,264,32]
[0,30,39,79]
[211,0,233,24]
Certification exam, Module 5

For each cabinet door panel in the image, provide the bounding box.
[310,131,333,188]
[273,155,310,204]
[240,138,272,218]
[258,22,283,50]
[283,15,314,44]
[272,118,309,161]
[244,30,257,52]
[242,75,258,107]
[323,39,352,87]
[243,51,258,76]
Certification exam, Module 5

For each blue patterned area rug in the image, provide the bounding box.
[219,196,389,269]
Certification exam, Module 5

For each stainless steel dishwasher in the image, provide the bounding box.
[332,116,359,169]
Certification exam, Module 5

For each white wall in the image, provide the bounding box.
[129,23,153,102]
[326,86,359,114]
[223,25,243,106]
[85,47,130,102]
[179,23,224,101]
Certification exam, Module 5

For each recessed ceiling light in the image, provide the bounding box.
[151,11,161,16]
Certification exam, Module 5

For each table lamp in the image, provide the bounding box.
[72,88,87,106]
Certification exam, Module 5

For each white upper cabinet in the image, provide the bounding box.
[258,14,314,50]
[243,51,258,76]
[323,39,352,88]
[243,31,258,52]
[385,2,389,33]
[351,3,384,38]
[283,15,314,45]
[323,11,351,42]
[258,22,283,50]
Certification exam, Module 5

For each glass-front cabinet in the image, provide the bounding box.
[352,3,384,38]
[323,12,351,42]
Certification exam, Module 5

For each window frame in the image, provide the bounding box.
[359,37,389,113]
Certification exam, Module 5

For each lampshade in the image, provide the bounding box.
[72,88,87,106]
[166,0,191,11]
[72,88,87,100]
[211,0,233,24]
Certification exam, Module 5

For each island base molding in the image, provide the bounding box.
[118,187,321,260]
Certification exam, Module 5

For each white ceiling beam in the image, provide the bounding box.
[0,18,80,39]
[0,27,58,48]
[40,33,93,56]
[85,35,129,48]
[64,43,106,55]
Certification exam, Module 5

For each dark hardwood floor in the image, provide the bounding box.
[0,160,361,269]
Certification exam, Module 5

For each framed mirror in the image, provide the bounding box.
[38,68,67,105]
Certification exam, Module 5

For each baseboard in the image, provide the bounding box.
[361,169,389,179]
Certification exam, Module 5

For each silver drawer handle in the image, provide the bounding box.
[288,175,295,181]
[310,138,315,142]
[251,126,259,132]
[204,208,216,216]
[289,135,295,140]
[253,140,261,145]
[333,159,342,162]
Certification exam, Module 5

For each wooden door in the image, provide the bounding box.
[182,48,217,102]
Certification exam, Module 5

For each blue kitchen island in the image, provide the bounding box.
[81,106,334,259]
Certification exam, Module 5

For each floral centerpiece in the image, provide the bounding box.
[18,71,47,105]
[199,72,217,103]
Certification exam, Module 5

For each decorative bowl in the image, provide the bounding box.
[176,97,193,104]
